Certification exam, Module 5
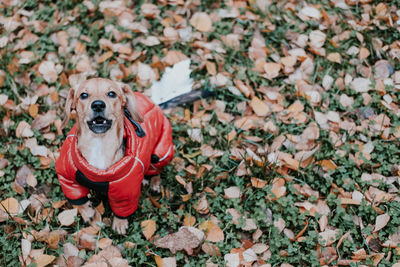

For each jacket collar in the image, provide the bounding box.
[70,117,138,182]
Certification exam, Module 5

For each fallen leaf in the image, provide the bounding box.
[21,239,31,261]
[224,253,240,267]
[34,254,56,267]
[224,186,242,199]
[351,77,371,92]
[264,62,281,79]
[58,208,77,226]
[374,213,390,232]
[141,219,156,240]
[38,61,58,83]
[16,121,34,138]
[250,97,270,117]
[327,53,341,63]
[190,12,212,32]
[0,197,19,214]
[154,226,204,254]
[184,214,196,227]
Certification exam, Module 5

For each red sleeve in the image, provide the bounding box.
[107,163,144,218]
[55,132,89,203]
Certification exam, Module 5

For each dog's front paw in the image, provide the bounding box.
[74,201,95,223]
[112,217,128,235]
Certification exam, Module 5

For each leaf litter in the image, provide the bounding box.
[0,0,400,266]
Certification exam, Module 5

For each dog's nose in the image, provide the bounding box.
[91,100,106,112]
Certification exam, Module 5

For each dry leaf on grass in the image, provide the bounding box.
[200,220,225,243]
[58,208,77,226]
[16,121,34,138]
[141,219,156,240]
[38,61,58,83]
[154,226,204,254]
[34,254,56,267]
[374,213,390,232]
[224,186,242,199]
[250,97,270,117]
[0,197,20,214]
[190,12,212,32]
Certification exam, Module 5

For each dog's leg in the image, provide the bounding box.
[73,201,95,223]
[112,216,128,235]
[149,175,161,193]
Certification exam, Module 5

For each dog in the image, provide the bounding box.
[55,78,174,234]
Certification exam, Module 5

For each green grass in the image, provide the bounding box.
[1,0,400,266]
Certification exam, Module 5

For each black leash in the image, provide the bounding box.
[124,108,146,138]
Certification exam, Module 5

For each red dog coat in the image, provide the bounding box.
[55,92,174,218]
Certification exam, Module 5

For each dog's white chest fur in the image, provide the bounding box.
[87,138,108,170]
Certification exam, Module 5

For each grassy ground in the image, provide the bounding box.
[1,0,400,266]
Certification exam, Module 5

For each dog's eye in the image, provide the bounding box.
[107,91,117,98]
[80,93,89,100]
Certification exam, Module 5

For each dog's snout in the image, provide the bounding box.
[91,100,106,112]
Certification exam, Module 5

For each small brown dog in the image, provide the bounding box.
[56,78,174,234]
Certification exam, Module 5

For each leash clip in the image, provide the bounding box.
[124,108,146,138]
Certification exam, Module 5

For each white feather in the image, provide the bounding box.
[151,59,193,104]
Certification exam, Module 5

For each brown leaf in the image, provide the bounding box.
[79,233,97,250]
[29,104,39,118]
[202,242,221,256]
[319,228,338,246]
[154,226,204,254]
[98,238,113,249]
[263,63,281,80]
[34,254,56,267]
[193,195,209,214]
[183,214,196,227]
[268,178,286,200]
[16,121,34,138]
[31,110,56,130]
[38,61,58,83]
[190,12,212,32]
[141,219,156,240]
[21,239,31,261]
[97,51,113,63]
[58,208,77,226]
[224,186,242,199]
[251,177,267,188]
[327,53,341,63]
[250,97,270,117]
[0,197,19,214]
[374,213,390,232]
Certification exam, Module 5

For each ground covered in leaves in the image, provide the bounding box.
[1,0,400,266]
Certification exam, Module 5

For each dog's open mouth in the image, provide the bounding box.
[87,116,112,134]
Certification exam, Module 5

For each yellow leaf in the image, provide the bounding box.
[319,159,337,171]
[141,219,156,240]
[199,220,214,232]
[29,104,39,118]
[183,214,196,227]
[154,255,164,267]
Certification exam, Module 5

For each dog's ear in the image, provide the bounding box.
[61,88,76,129]
[119,83,144,123]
